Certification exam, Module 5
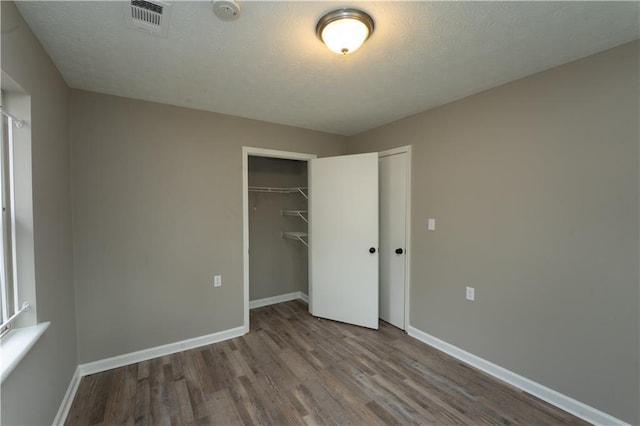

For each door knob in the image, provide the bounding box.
[369,247,376,254]
[395,248,404,254]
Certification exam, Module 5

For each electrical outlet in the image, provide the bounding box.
[428,218,436,231]
[466,286,475,301]
[214,275,222,287]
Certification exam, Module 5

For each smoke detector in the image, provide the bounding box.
[124,0,172,37]
[212,0,240,22]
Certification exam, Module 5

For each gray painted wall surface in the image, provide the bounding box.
[70,90,346,363]
[248,157,308,301]
[1,2,78,425]
[348,41,640,424]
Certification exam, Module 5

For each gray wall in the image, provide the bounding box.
[348,40,640,424]
[70,89,346,363]
[248,157,308,301]
[0,2,77,425]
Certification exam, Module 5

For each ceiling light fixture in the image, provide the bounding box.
[316,8,374,55]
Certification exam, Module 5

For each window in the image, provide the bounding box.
[0,79,45,383]
[0,103,28,336]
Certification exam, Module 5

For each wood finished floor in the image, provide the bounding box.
[66,300,588,425]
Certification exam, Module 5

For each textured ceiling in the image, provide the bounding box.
[15,1,640,136]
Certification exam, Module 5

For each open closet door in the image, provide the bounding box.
[309,153,379,329]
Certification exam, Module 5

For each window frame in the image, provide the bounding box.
[0,98,29,336]
[0,74,46,384]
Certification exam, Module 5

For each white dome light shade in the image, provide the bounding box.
[321,18,369,54]
[316,9,374,55]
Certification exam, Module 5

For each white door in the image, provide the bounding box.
[379,152,407,329]
[309,153,379,329]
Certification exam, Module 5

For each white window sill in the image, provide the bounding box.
[0,322,50,383]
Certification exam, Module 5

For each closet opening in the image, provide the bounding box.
[241,148,316,332]
[241,146,411,333]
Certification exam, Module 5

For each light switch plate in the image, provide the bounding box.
[466,286,475,301]
[428,218,436,231]
[214,275,222,287]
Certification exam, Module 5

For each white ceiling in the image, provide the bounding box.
[15,1,640,136]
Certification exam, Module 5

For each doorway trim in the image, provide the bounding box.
[242,147,317,333]
[378,145,412,331]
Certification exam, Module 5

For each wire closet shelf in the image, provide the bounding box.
[248,186,308,199]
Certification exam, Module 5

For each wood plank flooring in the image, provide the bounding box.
[66,300,588,425]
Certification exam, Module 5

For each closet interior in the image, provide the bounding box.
[248,156,309,305]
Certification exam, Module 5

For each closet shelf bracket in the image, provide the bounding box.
[281,210,308,223]
[296,188,308,199]
[282,232,308,247]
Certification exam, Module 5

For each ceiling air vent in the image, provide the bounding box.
[124,0,172,38]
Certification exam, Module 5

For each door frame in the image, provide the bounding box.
[378,145,412,331]
[242,147,317,333]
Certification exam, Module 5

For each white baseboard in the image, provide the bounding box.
[78,327,245,378]
[250,291,307,309]
[79,325,246,376]
[299,292,308,304]
[52,366,81,426]
[54,325,245,424]
[407,326,629,426]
